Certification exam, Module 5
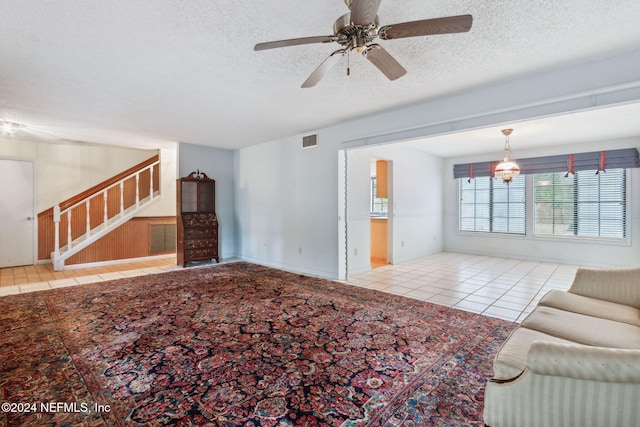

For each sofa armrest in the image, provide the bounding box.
[527,340,640,383]
[484,343,640,427]
[568,267,640,309]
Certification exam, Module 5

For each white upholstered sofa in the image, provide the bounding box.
[483,267,640,427]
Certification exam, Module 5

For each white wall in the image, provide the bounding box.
[443,138,640,268]
[234,49,640,279]
[235,134,339,277]
[178,143,236,259]
[0,137,163,213]
[143,145,178,217]
[345,144,444,275]
[236,132,445,280]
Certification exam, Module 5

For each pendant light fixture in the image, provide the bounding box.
[494,128,520,183]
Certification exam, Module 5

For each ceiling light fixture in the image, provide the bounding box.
[1,121,22,135]
[494,128,520,183]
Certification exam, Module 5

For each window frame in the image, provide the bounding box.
[533,168,628,241]
[370,177,388,217]
[457,168,631,244]
[458,175,526,236]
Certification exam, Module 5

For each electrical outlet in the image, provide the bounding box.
[354,248,358,256]
[298,247,302,254]
[401,241,405,247]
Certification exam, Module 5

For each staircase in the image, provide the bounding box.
[51,157,161,271]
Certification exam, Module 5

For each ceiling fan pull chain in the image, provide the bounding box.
[347,49,351,76]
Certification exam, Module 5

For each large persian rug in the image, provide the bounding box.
[1,262,516,427]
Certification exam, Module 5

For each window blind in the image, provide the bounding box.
[459,175,526,234]
[534,169,626,238]
[453,148,639,179]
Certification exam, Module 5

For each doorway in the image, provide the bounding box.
[370,159,390,268]
[0,158,35,267]
[337,149,394,281]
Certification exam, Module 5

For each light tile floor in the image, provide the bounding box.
[1,252,580,323]
[345,252,579,323]
[0,257,182,296]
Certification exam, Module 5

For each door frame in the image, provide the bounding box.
[337,149,394,281]
[369,158,393,268]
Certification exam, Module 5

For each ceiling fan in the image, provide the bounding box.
[254,0,472,88]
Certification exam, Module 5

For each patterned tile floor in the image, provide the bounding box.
[0,252,579,323]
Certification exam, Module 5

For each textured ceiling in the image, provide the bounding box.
[406,102,640,158]
[1,0,640,152]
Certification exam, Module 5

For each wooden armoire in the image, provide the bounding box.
[176,170,219,267]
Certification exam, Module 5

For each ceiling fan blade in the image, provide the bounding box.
[363,44,407,81]
[349,0,382,26]
[379,14,473,40]
[301,49,347,88]
[254,35,336,51]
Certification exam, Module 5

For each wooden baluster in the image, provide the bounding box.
[53,205,61,257]
[67,210,72,248]
[156,162,161,196]
[120,181,124,214]
[149,166,154,200]
[85,200,91,239]
[103,191,108,224]
[136,174,140,208]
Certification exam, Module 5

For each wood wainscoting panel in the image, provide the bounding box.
[38,211,55,261]
[63,217,176,266]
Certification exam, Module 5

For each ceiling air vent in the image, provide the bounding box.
[302,133,318,149]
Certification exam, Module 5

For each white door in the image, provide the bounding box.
[0,159,35,267]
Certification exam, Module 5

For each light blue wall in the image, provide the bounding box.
[178,143,237,259]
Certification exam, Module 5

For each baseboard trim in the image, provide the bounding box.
[62,253,176,271]
[238,256,338,280]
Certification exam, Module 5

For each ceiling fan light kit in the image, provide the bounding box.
[254,0,472,88]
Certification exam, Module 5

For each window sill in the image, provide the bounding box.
[455,230,630,246]
[531,234,630,247]
[457,230,525,239]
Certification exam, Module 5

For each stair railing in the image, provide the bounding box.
[52,159,160,269]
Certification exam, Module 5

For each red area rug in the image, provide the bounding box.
[0,262,515,426]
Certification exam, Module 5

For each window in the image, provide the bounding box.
[534,169,626,238]
[371,177,388,217]
[459,175,526,234]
